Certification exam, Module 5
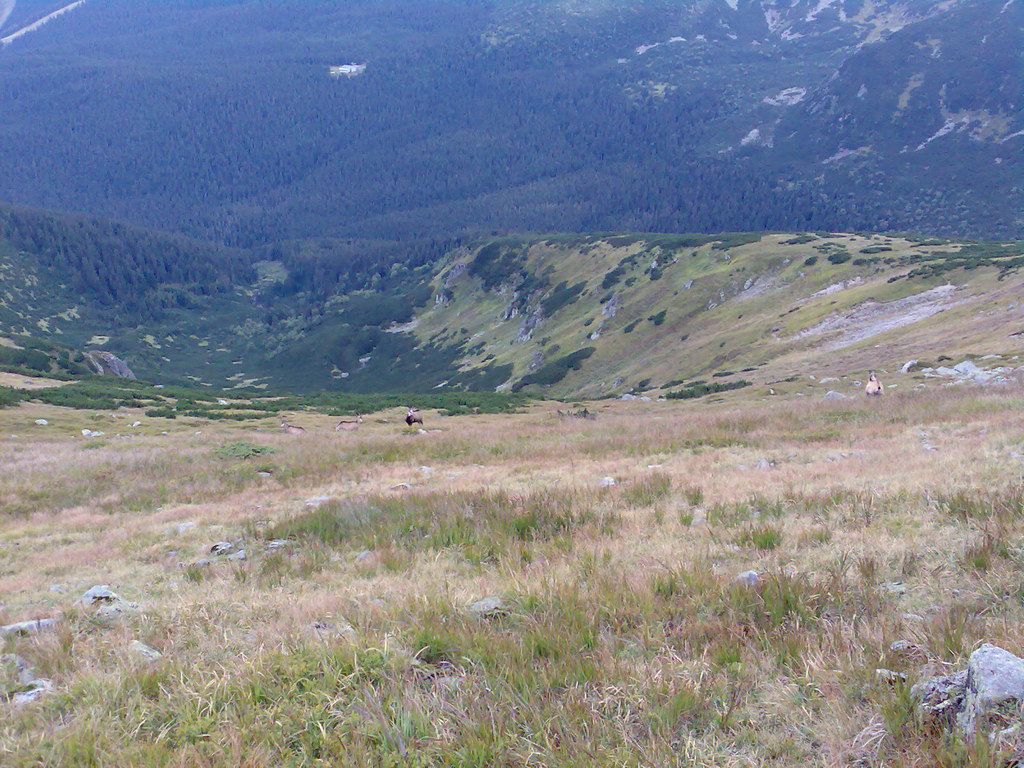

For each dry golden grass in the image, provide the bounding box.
[2,387,1024,766]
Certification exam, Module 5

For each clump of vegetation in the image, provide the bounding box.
[667,380,750,400]
[214,441,278,460]
[513,348,595,392]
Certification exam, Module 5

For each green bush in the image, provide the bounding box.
[513,348,595,392]
[214,441,279,460]
[666,380,750,400]
[827,252,851,265]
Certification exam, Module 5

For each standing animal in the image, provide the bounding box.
[405,408,424,427]
[280,421,307,436]
[865,371,884,397]
[335,415,363,432]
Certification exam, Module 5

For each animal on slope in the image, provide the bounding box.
[405,408,424,427]
[335,415,363,432]
[865,371,884,397]
[280,420,307,436]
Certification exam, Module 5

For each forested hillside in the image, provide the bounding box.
[0,0,1018,246]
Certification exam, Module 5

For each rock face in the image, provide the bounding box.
[85,350,136,380]
[2,654,53,707]
[912,644,1024,742]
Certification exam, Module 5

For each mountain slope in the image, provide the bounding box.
[5,210,1023,397]
[404,232,1024,397]
[0,0,1017,244]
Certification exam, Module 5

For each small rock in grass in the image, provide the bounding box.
[304,496,333,509]
[876,668,908,685]
[391,483,412,491]
[308,620,356,641]
[11,679,53,707]
[79,585,122,605]
[0,618,60,637]
[171,521,197,536]
[34,419,49,426]
[227,549,246,562]
[130,641,163,661]
[599,477,616,488]
[735,571,760,588]
[879,581,907,597]
[264,539,291,552]
[890,640,927,661]
[823,390,850,401]
[468,596,508,619]
[210,542,236,556]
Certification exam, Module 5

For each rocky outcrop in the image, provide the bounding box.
[912,644,1024,747]
[85,351,136,380]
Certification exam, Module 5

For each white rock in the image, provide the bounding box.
[735,571,760,587]
[227,549,246,562]
[901,360,919,374]
[34,419,49,426]
[823,390,850,400]
[171,522,197,536]
[12,679,52,707]
[599,477,617,488]
[130,641,163,661]
[304,496,333,508]
[79,585,121,605]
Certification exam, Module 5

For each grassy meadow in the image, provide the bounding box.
[2,382,1024,766]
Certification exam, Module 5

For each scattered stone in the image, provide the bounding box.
[79,585,121,605]
[48,584,67,595]
[390,483,412,490]
[823,390,850,401]
[890,640,927,661]
[130,421,142,428]
[210,542,236,556]
[227,549,246,562]
[599,476,616,488]
[735,571,760,588]
[170,521,197,536]
[879,581,907,596]
[690,508,707,526]
[620,394,639,401]
[901,613,926,623]
[418,429,428,435]
[308,620,356,641]
[756,459,774,471]
[0,618,60,637]
[468,596,508,619]
[257,471,272,478]
[913,669,969,729]
[304,496,333,509]
[420,466,434,474]
[34,419,49,426]
[264,539,291,552]
[876,668,908,685]
[901,360,919,374]
[355,550,374,563]
[922,443,939,452]
[78,585,139,618]
[130,641,163,661]
[11,679,53,707]
[81,429,105,438]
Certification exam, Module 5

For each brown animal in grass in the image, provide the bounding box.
[405,408,424,427]
[280,421,307,436]
[335,415,363,432]
[865,371,884,397]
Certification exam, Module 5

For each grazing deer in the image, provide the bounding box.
[405,408,424,427]
[335,415,363,432]
[865,371,884,397]
[280,420,307,436]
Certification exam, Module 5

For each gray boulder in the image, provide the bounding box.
[823,390,850,401]
[911,644,1024,742]
[468,596,508,619]
[960,644,1024,739]
[85,350,136,380]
